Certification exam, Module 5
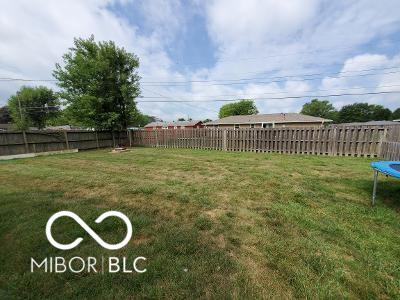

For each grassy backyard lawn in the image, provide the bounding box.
[0,148,399,298]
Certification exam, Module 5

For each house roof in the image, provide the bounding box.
[336,121,400,126]
[205,113,332,125]
[45,125,72,130]
[0,123,13,130]
[144,120,202,128]
[144,121,166,128]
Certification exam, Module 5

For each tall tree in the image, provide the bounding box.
[7,86,59,129]
[337,103,392,123]
[0,106,12,124]
[130,112,156,127]
[46,108,73,126]
[393,108,400,120]
[300,99,337,121]
[370,104,392,121]
[219,99,258,119]
[53,35,140,130]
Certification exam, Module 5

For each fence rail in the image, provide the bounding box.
[0,130,129,156]
[132,126,400,159]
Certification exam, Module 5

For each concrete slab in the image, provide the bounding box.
[0,149,78,160]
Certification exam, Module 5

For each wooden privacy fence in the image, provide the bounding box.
[381,126,400,160]
[0,130,129,156]
[132,126,400,158]
[1,126,399,159]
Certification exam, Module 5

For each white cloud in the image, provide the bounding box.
[206,0,319,46]
[1,0,400,121]
[0,0,182,110]
[139,0,185,42]
[182,0,400,116]
[321,53,400,109]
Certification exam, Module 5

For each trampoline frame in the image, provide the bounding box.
[372,170,379,205]
[371,161,400,205]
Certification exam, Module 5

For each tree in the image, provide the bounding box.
[370,104,392,121]
[300,99,337,121]
[202,118,212,123]
[219,99,258,119]
[46,108,73,126]
[7,86,59,129]
[337,103,392,123]
[177,118,185,121]
[53,35,140,130]
[393,108,400,120]
[130,112,155,127]
[0,106,12,124]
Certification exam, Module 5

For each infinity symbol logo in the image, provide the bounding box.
[46,211,132,250]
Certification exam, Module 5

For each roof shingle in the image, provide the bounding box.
[205,113,332,125]
[144,120,202,128]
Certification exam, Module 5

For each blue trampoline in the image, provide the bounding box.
[371,161,400,205]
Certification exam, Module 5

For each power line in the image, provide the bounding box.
[142,58,400,80]
[139,83,400,99]
[136,90,400,103]
[172,43,396,65]
[140,87,218,114]
[0,77,56,82]
[0,45,374,83]
[2,66,399,86]
[213,45,356,63]
[142,69,400,87]
[140,66,400,84]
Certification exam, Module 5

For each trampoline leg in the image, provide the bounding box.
[372,170,378,205]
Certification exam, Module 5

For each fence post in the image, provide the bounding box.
[378,127,388,157]
[22,131,29,153]
[331,127,338,156]
[111,131,116,147]
[223,130,227,151]
[128,129,132,147]
[64,131,70,150]
[95,131,100,148]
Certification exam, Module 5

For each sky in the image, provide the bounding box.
[0,0,400,121]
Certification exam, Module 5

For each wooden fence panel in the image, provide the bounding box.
[381,125,400,160]
[0,130,128,156]
[6,127,389,158]
[131,125,399,159]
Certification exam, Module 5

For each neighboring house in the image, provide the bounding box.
[44,125,73,130]
[0,123,13,131]
[334,121,400,126]
[0,106,13,131]
[205,113,331,129]
[144,120,204,131]
[144,121,167,130]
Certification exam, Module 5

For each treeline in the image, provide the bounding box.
[217,99,399,124]
[1,35,152,130]
[301,99,399,123]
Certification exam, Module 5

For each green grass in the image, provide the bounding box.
[0,148,399,299]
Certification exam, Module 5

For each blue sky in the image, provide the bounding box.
[1,0,400,121]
